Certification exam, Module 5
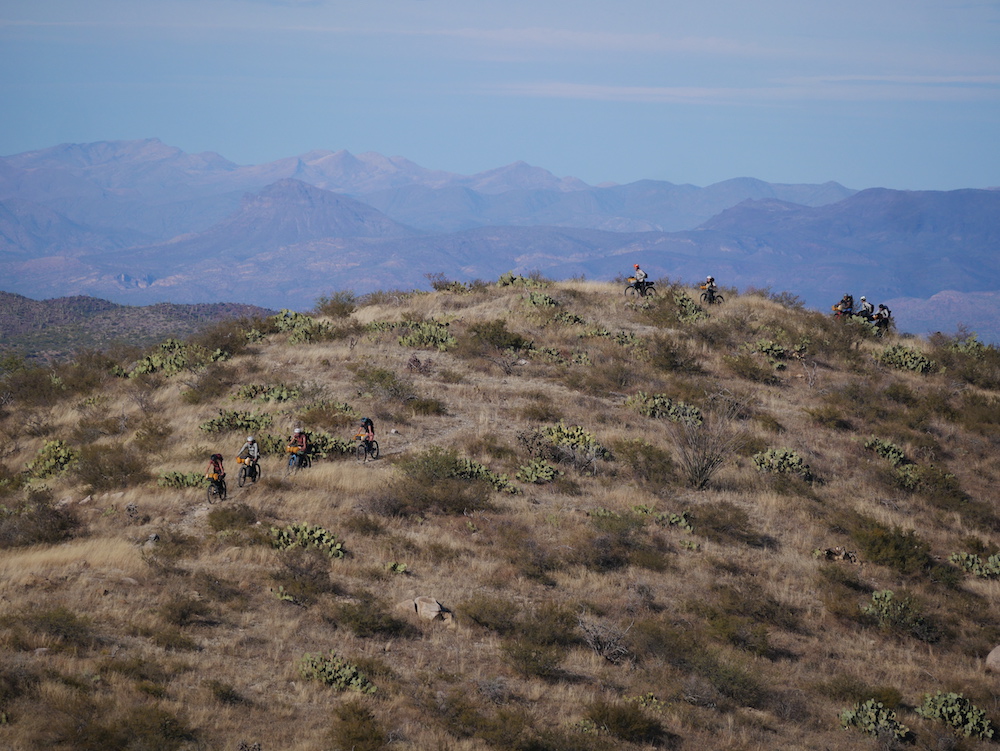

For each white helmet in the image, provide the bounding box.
[294,428,302,434]
[247,436,255,442]
[860,296,866,301]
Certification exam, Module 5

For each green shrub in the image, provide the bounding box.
[501,639,566,679]
[624,391,703,424]
[270,523,345,558]
[949,551,1000,579]
[916,692,994,739]
[158,471,207,489]
[864,436,908,466]
[752,448,815,482]
[877,344,935,373]
[840,699,911,740]
[846,514,934,577]
[862,590,940,642]
[515,458,559,484]
[199,409,273,434]
[521,422,611,471]
[26,440,78,478]
[299,651,377,693]
[232,383,300,403]
[398,320,457,351]
[352,365,414,402]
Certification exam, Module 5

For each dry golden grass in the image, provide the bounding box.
[0,281,998,751]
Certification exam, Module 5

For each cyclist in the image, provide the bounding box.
[835,293,855,317]
[237,435,260,477]
[858,296,875,320]
[287,427,309,469]
[632,264,648,295]
[358,417,375,446]
[873,303,892,333]
[205,453,226,482]
[701,275,718,303]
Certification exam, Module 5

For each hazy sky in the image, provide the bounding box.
[2,0,998,189]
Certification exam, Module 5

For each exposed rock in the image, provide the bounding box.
[398,596,454,625]
[987,645,1000,673]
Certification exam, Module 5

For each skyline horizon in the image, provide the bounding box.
[2,1,998,193]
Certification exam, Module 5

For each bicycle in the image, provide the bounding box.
[237,458,260,487]
[284,449,311,477]
[699,287,724,305]
[624,279,656,298]
[355,437,380,463]
[207,476,227,503]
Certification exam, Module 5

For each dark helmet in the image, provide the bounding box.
[211,453,223,461]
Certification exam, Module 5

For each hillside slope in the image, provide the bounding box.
[1,279,998,751]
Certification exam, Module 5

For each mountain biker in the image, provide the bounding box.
[858,296,875,320]
[701,275,718,303]
[237,435,260,471]
[834,293,855,317]
[205,453,226,482]
[358,417,375,446]
[287,427,309,467]
[873,303,892,332]
[632,264,648,294]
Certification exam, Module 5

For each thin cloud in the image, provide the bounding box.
[490,79,1000,105]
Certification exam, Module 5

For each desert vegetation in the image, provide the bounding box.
[0,277,998,750]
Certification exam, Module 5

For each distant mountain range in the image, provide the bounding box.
[2,138,998,342]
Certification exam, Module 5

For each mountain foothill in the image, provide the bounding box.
[1,138,998,342]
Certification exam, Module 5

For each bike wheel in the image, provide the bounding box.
[356,443,367,462]
[370,440,379,460]
[220,479,227,501]
[643,286,656,297]
[238,466,248,488]
[207,482,220,504]
[251,463,260,483]
[285,455,297,477]
[624,285,638,297]
[714,294,724,304]
[700,292,709,303]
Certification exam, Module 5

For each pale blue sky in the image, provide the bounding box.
[2,0,998,189]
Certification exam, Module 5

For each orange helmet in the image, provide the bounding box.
[634,264,640,269]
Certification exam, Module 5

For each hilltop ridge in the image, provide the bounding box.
[0,277,998,750]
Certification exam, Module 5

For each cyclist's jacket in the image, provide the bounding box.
[238,441,260,461]
[634,268,648,283]
[206,457,225,479]
[289,432,308,452]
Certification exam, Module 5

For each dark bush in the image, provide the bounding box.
[159,596,214,627]
[73,441,151,492]
[315,290,358,318]
[0,493,77,547]
[207,502,258,531]
[179,362,238,405]
[326,591,417,638]
[842,513,934,577]
[583,699,664,745]
[1,606,94,650]
[329,699,387,751]
[691,501,775,548]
